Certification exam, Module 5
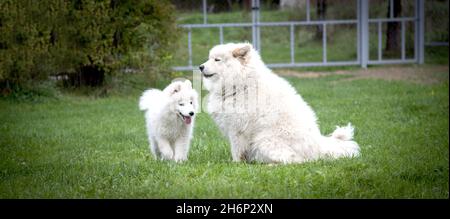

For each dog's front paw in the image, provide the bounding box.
[173,156,187,163]
[159,151,174,161]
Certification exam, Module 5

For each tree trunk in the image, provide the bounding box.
[227,0,233,11]
[315,0,327,40]
[243,0,251,11]
[385,0,402,54]
[66,65,104,87]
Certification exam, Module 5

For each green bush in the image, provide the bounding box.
[0,0,178,94]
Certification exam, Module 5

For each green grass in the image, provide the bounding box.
[0,67,448,198]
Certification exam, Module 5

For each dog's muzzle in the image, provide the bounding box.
[202,73,216,78]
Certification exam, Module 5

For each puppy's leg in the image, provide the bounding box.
[155,137,173,160]
[149,137,160,159]
[173,137,189,163]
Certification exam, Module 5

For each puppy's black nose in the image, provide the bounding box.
[199,65,204,71]
[189,112,194,116]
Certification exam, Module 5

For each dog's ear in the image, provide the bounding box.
[232,44,251,59]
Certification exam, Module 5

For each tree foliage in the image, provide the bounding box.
[0,0,178,89]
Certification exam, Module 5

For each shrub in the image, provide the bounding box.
[0,0,178,94]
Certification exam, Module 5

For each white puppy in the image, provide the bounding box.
[199,42,360,164]
[139,80,198,162]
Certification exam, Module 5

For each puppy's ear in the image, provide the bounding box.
[232,44,251,59]
[184,80,192,88]
[164,83,182,96]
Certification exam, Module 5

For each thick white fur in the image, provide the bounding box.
[200,42,360,164]
[139,80,198,162]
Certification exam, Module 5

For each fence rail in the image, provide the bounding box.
[173,0,436,71]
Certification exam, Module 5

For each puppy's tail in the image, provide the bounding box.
[139,89,166,111]
[319,123,360,158]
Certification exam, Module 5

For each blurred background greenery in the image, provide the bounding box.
[0,0,448,99]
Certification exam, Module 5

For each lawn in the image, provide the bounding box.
[0,65,448,198]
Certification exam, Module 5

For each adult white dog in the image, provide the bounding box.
[139,80,198,162]
[199,42,360,164]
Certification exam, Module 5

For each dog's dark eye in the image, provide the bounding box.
[214,58,221,62]
[179,103,184,106]
[190,101,193,105]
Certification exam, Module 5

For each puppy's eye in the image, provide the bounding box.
[190,101,193,105]
[179,103,184,106]
[214,58,221,62]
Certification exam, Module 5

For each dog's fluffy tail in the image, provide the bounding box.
[139,89,168,112]
[319,123,360,158]
[331,123,355,141]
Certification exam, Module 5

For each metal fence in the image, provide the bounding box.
[173,0,437,71]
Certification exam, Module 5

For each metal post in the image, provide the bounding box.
[356,0,361,63]
[256,0,261,52]
[378,21,382,61]
[219,26,224,44]
[192,69,202,113]
[306,0,310,21]
[290,24,295,63]
[401,21,405,60]
[203,0,207,24]
[359,0,369,68]
[251,0,261,51]
[389,0,394,18]
[252,0,257,49]
[416,0,425,64]
[188,28,192,67]
[323,23,327,63]
[415,0,419,62]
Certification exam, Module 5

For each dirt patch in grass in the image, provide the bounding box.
[276,65,449,84]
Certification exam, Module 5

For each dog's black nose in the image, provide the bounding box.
[189,112,194,116]
[199,65,204,71]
